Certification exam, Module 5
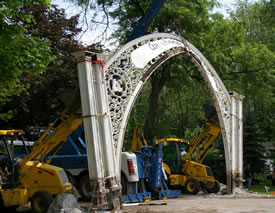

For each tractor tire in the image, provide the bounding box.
[31,190,53,213]
[79,174,92,201]
[184,178,201,195]
[207,180,221,193]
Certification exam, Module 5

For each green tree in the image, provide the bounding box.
[229,0,275,140]
[0,0,53,84]
[0,0,53,121]
[243,113,266,174]
[0,4,84,128]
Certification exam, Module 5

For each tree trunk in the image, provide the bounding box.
[143,68,168,141]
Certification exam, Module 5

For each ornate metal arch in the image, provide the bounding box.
[104,33,232,177]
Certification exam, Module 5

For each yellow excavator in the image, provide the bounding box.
[0,109,83,213]
[131,105,221,194]
[162,119,221,194]
[162,105,221,194]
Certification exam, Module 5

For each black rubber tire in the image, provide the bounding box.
[31,190,54,213]
[184,178,201,195]
[79,174,92,201]
[207,180,221,193]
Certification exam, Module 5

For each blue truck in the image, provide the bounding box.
[48,125,181,202]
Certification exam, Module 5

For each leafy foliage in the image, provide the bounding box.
[113,0,275,177]
[0,0,53,121]
[0,0,274,181]
[0,0,52,86]
[243,114,266,174]
[0,4,84,128]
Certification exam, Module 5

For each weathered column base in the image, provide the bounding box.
[90,179,109,207]
[232,172,245,193]
[227,172,245,194]
[226,171,232,194]
[106,177,122,211]
[89,177,122,211]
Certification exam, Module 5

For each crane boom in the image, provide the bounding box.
[126,0,167,43]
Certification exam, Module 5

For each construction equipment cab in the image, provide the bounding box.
[0,108,82,213]
[162,105,221,194]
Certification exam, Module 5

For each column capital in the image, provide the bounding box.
[229,91,245,100]
[95,52,109,61]
[72,51,96,62]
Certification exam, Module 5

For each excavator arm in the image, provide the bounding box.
[182,122,221,164]
[181,104,221,165]
[17,109,83,176]
[130,126,148,151]
[194,123,220,163]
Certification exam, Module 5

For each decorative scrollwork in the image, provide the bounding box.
[184,44,231,145]
[104,33,232,168]
[105,35,186,151]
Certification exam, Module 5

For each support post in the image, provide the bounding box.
[230,91,245,193]
[73,51,108,207]
[73,51,121,210]
[91,53,122,210]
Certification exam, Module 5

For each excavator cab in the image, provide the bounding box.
[163,139,189,174]
[0,130,27,187]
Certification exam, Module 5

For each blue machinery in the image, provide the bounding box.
[49,126,181,203]
[123,142,181,203]
[49,126,88,172]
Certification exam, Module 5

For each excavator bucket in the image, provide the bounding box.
[58,89,82,114]
[203,104,219,123]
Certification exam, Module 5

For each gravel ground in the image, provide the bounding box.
[122,194,275,213]
[15,188,275,213]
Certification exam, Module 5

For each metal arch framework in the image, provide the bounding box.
[104,33,244,192]
[74,33,244,198]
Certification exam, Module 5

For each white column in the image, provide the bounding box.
[73,51,108,206]
[73,51,105,180]
[230,91,245,192]
[73,51,121,209]
[91,53,117,177]
[231,92,237,192]
[238,96,244,186]
[91,53,121,210]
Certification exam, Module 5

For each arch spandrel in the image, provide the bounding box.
[104,33,232,175]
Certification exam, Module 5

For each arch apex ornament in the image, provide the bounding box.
[75,33,244,195]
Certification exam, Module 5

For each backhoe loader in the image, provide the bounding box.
[162,105,221,194]
[130,105,221,195]
[0,109,83,213]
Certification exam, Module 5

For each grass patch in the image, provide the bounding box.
[247,173,275,195]
[250,184,275,195]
